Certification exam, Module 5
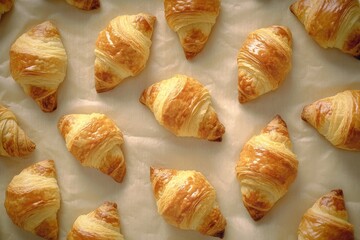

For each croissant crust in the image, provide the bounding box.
[301,90,360,151]
[290,0,360,58]
[140,74,225,141]
[150,167,226,238]
[0,104,35,157]
[0,0,13,17]
[67,202,125,240]
[4,160,61,240]
[65,0,100,10]
[298,189,354,240]
[235,115,298,221]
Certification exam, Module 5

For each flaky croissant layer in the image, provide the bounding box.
[68,202,125,240]
[10,21,68,112]
[140,74,225,141]
[236,115,298,221]
[150,167,227,238]
[301,90,360,151]
[290,0,360,58]
[237,25,293,103]
[298,189,354,240]
[0,104,35,157]
[58,113,126,182]
[65,0,100,10]
[4,160,61,240]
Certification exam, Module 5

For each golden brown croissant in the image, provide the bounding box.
[298,189,354,240]
[290,0,360,58]
[301,90,360,151]
[4,160,61,240]
[235,115,298,221]
[58,113,126,182]
[237,26,293,103]
[67,202,125,240]
[150,167,227,238]
[140,74,225,141]
[65,0,100,10]
[95,13,156,93]
[164,0,220,59]
[10,21,68,112]
[0,0,14,19]
[0,104,35,157]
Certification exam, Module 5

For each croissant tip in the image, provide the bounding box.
[330,189,344,197]
[211,230,225,239]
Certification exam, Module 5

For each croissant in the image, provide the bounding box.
[4,160,61,240]
[95,13,156,93]
[140,74,225,141]
[58,113,126,182]
[10,21,68,112]
[237,26,293,103]
[0,104,35,157]
[150,167,227,238]
[301,90,360,151]
[164,0,220,59]
[290,0,360,58]
[0,0,13,19]
[298,189,354,240]
[65,0,100,10]
[67,202,125,240]
[235,115,298,221]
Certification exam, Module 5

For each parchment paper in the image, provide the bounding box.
[0,0,359,239]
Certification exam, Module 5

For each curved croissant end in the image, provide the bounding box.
[290,0,360,58]
[140,74,225,141]
[164,0,221,59]
[58,113,126,182]
[0,104,35,157]
[298,189,354,240]
[0,0,13,19]
[67,202,125,240]
[301,90,360,151]
[95,13,156,93]
[10,21,68,112]
[237,25,293,103]
[65,0,100,10]
[4,160,61,240]
[150,167,226,238]
[235,115,298,221]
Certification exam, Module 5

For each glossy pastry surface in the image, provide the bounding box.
[140,74,225,141]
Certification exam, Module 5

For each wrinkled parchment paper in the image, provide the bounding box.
[0,0,359,239]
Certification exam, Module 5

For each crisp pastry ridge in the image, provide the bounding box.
[4,160,61,240]
[298,189,354,240]
[139,74,225,141]
[237,25,293,103]
[95,13,156,92]
[301,90,360,151]
[150,167,227,238]
[0,104,35,157]
[10,21,67,112]
[58,113,126,182]
[235,115,298,221]
[164,0,221,59]
[65,0,100,10]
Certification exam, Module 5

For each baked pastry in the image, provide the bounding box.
[164,0,221,59]
[290,0,360,58]
[10,21,67,112]
[150,167,226,238]
[4,160,61,240]
[301,90,360,151]
[298,189,354,240]
[235,115,298,221]
[65,0,100,10]
[0,104,35,157]
[140,74,225,141]
[67,202,125,240]
[58,113,126,182]
[95,13,156,92]
[237,25,293,103]
[0,0,13,19]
